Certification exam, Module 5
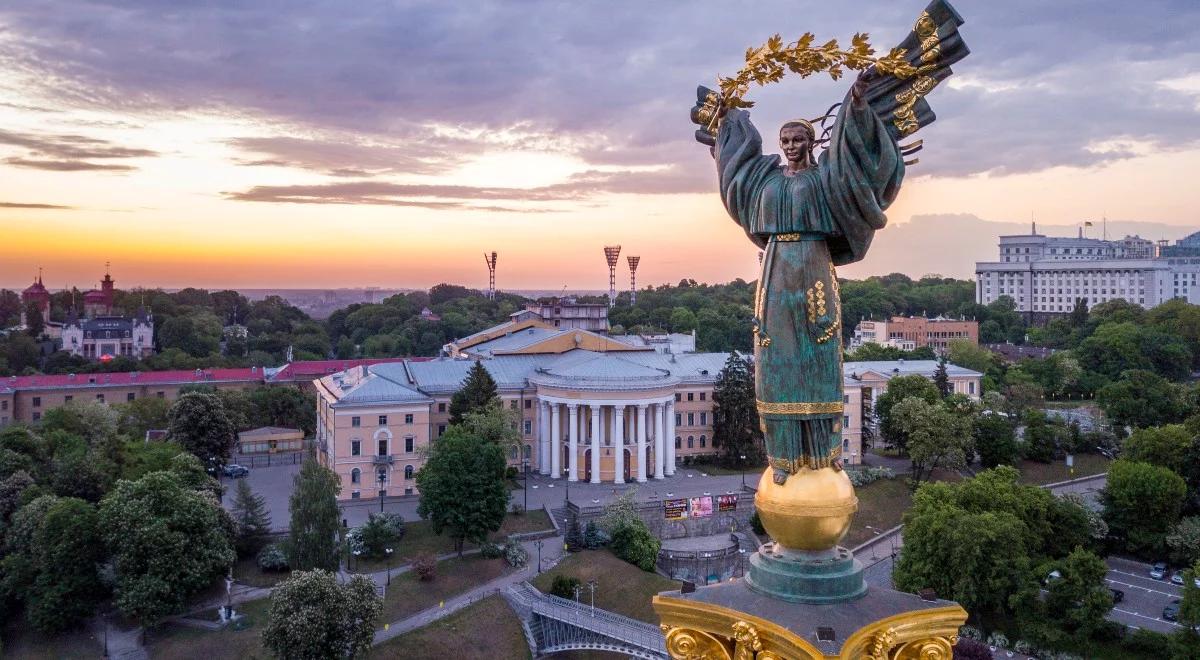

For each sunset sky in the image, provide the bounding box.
[1,0,1199,291]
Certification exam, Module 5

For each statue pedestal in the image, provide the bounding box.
[654,577,966,659]
[745,543,866,604]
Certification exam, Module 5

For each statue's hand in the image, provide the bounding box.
[694,129,716,147]
[851,65,878,103]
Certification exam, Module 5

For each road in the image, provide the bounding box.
[1104,556,1187,635]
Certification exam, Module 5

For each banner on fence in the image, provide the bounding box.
[717,494,738,512]
[664,498,688,520]
[690,496,713,518]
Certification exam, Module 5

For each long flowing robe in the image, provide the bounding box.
[714,95,903,478]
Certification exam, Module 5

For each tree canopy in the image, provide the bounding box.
[415,426,508,554]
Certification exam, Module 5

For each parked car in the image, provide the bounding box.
[1109,588,1124,604]
[1171,571,1184,586]
[1044,570,1062,585]
[1150,562,1168,580]
[1164,600,1181,622]
[223,464,250,478]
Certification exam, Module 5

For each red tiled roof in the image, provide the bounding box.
[268,358,430,382]
[5,368,262,390]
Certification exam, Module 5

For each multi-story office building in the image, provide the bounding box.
[850,316,978,353]
[975,225,1200,317]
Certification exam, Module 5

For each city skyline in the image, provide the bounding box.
[2,0,1200,289]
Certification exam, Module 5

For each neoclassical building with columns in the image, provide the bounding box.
[313,344,981,501]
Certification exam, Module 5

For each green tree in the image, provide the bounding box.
[249,386,317,436]
[875,375,941,453]
[890,397,973,488]
[609,518,661,572]
[460,403,522,453]
[448,361,500,426]
[1022,410,1067,463]
[1017,548,1113,652]
[230,479,272,558]
[263,570,381,660]
[23,300,44,337]
[287,459,341,571]
[115,396,172,439]
[27,497,106,633]
[354,512,405,559]
[99,470,235,626]
[1168,517,1200,567]
[1123,424,1193,474]
[1179,561,1200,645]
[1103,460,1187,557]
[416,427,508,555]
[168,392,236,470]
[933,356,951,398]
[712,353,763,468]
[973,412,1018,468]
[1098,370,1190,429]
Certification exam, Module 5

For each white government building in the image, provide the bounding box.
[975,226,1200,316]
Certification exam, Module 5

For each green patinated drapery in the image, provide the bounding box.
[714,94,903,478]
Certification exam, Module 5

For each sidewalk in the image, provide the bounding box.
[371,536,566,645]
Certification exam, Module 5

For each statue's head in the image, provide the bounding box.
[779,119,816,170]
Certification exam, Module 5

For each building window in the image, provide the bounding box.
[351,468,361,484]
[96,394,105,403]
[378,415,388,426]
[127,392,135,402]
[438,402,446,413]
[32,397,41,407]
[700,412,707,426]
[352,416,361,427]
[156,391,164,398]
[352,440,361,456]
[438,424,446,437]
[377,439,388,456]
[699,392,706,401]
[844,415,851,428]
[510,400,518,410]
[404,413,413,424]
[675,436,681,449]
[968,381,976,395]
[524,399,532,409]
[524,444,532,459]
[675,413,682,426]
[524,419,533,435]
[32,412,41,421]
[687,413,695,426]
[687,436,694,448]
[0,401,5,410]
[687,392,694,401]
[351,490,360,499]
[64,396,72,403]
[675,393,681,402]
[405,437,414,453]
[404,465,414,479]
[843,394,850,404]
[699,435,706,448]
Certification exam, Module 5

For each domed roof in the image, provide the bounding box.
[529,352,680,391]
[21,279,48,297]
[84,289,107,302]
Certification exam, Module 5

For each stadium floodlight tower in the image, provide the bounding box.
[603,245,622,307]
[483,251,498,300]
[627,255,640,304]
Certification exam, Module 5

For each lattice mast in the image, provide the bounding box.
[483,251,498,300]
[603,246,621,307]
[626,255,640,304]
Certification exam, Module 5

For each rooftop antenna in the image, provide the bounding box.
[1102,212,1107,241]
[627,255,640,304]
[483,251,498,300]
[603,245,621,307]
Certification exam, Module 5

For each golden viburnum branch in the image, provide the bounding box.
[716,32,917,110]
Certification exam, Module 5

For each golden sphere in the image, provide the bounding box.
[754,467,858,551]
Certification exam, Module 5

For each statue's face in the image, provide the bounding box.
[779,126,811,166]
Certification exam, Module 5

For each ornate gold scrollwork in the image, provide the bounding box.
[664,625,733,660]
[892,636,955,660]
[867,627,898,660]
[892,10,943,137]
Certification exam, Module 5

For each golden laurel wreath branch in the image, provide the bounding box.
[703,33,917,132]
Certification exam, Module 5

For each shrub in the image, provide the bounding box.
[257,544,290,572]
[412,553,437,581]
[503,538,528,568]
[354,512,405,559]
[749,511,765,536]
[550,575,581,599]
[985,632,1008,649]
[957,625,981,641]
[583,521,605,549]
[505,466,519,480]
[1120,628,1172,657]
[610,519,661,572]
[565,518,584,551]
[480,542,504,559]
[846,466,895,487]
[1013,640,1033,655]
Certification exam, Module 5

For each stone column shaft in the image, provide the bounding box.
[666,400,677,475]
[590,404,602,484]
[550,403,561,479]
[636,404,647,483]
[613,405,625,484]
[568,404,579,482]
[538,400,550,475]
[655,402,666,479]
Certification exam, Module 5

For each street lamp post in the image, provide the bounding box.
[352,549,361,572]
[587,579,597,616]
[739,454,747,489]
[535,539,544,574]
[378,469,387,512]
[522,458,530,513]
[102,611,109,659]
[386,547,394,586]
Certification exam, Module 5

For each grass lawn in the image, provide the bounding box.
[1017,454,1110,485]
[380,554,516,622]
[373,595,530,660]
[146,597,272,660]
[530,549,680,624]
[844,478,913,548]
[233,556,290,588]
[352,510,552,571]
[1,621,101,660]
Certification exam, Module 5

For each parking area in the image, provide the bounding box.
[1105,556,1187,635]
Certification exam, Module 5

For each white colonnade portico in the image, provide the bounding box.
[535,394,675,484]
